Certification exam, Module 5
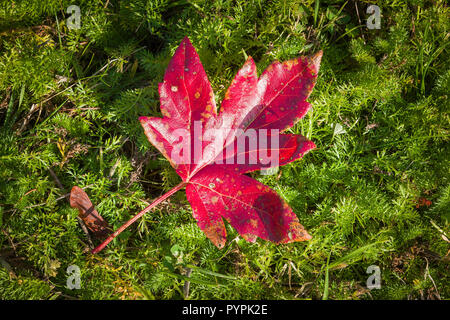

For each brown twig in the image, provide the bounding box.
[77,216,94,250]
[354,1,366,44]
[183,267,193,298]
[1,229,17,253]
[49,167,65,190]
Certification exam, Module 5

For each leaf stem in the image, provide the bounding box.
[92,181,187,254]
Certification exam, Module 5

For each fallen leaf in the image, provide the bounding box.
[139,37,322,248]
[70,186,111,239]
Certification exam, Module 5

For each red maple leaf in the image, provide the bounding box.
[93,37,322,253]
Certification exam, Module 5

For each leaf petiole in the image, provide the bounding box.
[92,181,187,254]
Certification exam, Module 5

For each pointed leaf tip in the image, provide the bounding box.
[181,36,192,47]
[310,50,323,73]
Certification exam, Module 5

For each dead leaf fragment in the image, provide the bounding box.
[70,186,112,239]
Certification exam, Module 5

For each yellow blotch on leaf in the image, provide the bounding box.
[211,196,219,204]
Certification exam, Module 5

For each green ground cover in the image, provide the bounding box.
[0,0,448,299]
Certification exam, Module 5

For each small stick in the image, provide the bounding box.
[77,216,94,250]
[183,267,192,298]
[49,167,65,190]
[355,1,366,44]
